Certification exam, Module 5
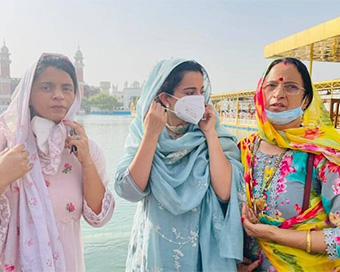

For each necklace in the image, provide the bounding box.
[166,123,189,135]
[251,139,287,215]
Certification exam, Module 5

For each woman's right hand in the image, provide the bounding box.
[237,258,261,272]
[144,101,167,137]
[0,144,33,193]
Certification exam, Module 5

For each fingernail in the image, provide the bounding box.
[241,217,245,223]
[62,120,66,123]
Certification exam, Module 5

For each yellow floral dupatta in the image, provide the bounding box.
[239,64,340,271]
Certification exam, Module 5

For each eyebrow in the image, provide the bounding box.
[62,83,74,87]
[266,80,299,84]
[39,81,53,85]
[39,82,73,87]
[182,86,204,91]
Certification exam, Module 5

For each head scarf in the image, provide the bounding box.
[255,61,340,164]
[239,60,340,271]
[116,59,244,271]
[0,53,81,271]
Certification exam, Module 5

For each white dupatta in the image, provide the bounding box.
[0,53,81,271]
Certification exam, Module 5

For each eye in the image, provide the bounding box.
[63,87,73,92]
[285,83,300,91]
[41,85,52,91]
[263,83,277,91]
[267,83,277,88]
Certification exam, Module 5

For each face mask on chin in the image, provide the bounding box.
[265,106,304,125]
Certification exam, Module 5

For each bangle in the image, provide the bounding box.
[306,230,311,253]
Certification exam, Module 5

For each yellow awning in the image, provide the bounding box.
[264,17,340,62]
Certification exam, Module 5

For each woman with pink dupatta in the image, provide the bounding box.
[0,54,115,271]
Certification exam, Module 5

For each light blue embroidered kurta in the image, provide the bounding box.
[115,59,244,272]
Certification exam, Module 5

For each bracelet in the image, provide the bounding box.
[306,230,311,253]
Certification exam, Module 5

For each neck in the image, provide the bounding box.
[260,140,286,155]
[272,117,302,131]
[167,112,187,126]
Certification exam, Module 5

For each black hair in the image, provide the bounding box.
[264,57,313,109]
[155,61,204,104]
[33,55,78,92]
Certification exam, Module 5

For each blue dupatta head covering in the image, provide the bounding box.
[116,58,244,271]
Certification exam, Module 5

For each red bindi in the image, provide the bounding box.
[279,77,283,81]
[283,61,288,65]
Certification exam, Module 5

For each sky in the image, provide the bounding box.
[0,0,339,94]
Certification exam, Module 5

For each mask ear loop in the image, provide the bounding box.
[153,92,177,114]
[300,96,308,127]
[153,93,178,128]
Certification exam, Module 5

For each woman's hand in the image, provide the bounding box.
[0,144,33,193]
[199,104,216,136]
[144,101,167,138]
[237,258,261,272]
[64,120,93,168]
[242,203,276,240]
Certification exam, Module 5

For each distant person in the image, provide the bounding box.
[0,54,115,271]
[115,59,244,271]
[238,58,340,271]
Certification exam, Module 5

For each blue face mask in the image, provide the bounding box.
[265,106,304,125]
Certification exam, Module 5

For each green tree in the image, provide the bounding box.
[89,93,120,111]
[81,97,91,109]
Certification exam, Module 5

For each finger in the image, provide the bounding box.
[245,205,255,222]
[66,135,79,142]
[24,163,34,173]
[63,120,83,133]
[243,257,252,265]
[0,147,9,155]
[246,205,252,220]
[242,203,248,217]
[67,123,86,136]
[149,101,156,111]
[72,121,86,134]
[248,260,261,271]
[23,158,29,165]
[67,139,81,146]
[13,144,25,152]
[155,102,163,112]
[21,150,30,158]
[249,209,259,223]
[205,104,213,111]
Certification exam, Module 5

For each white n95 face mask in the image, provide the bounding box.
[166,94,205,125]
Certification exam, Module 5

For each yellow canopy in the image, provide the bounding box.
[264,17,340,63]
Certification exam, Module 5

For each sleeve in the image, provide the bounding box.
[82,140,115,227]
[0,122,11,252]
[0,193,11,253]
[114,168,150,202]
[317,157,340,260]
[0,122,7,151]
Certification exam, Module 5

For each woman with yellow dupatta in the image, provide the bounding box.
[238,58,340,272]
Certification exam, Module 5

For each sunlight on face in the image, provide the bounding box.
[30,67,75,123]
[263,63,305,113]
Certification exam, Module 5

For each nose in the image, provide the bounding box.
[272,84,286,98]
[52,88,65,100]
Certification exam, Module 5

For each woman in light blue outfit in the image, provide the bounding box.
[115,59,244,272]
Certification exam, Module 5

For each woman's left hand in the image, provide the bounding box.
[241,203,276,240]
[64,120,93,167]
[199,104,216,136]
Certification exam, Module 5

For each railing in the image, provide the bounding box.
[211,79,340,129]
